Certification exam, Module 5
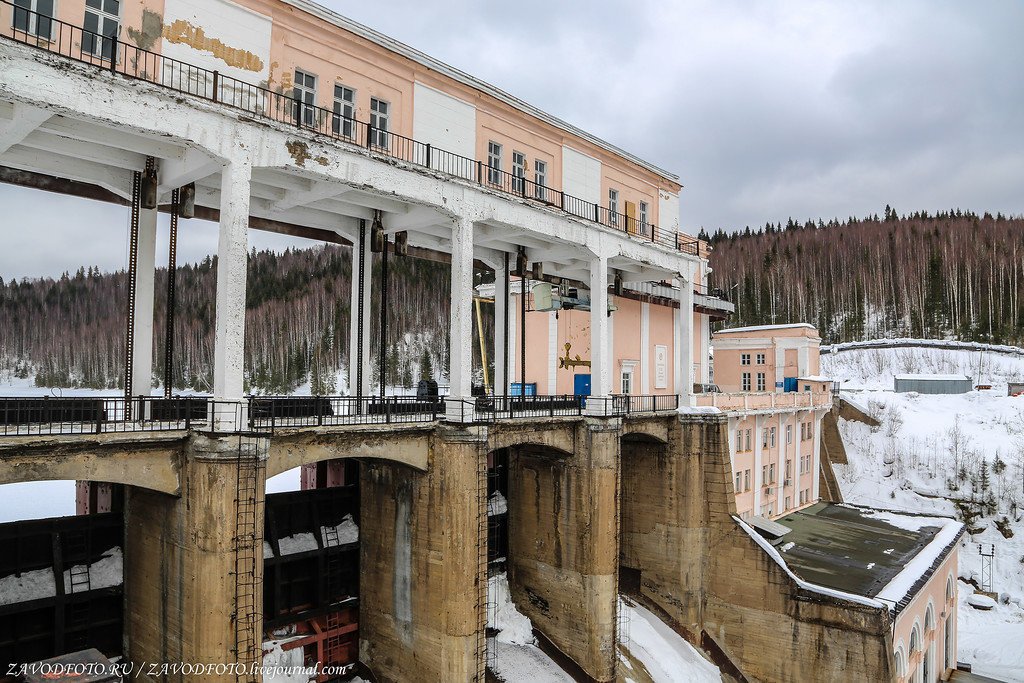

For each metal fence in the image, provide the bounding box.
[0,396,210,436]
[0,0,699,256]
[248,395,442,432]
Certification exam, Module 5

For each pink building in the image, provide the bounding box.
[697,324,832,519]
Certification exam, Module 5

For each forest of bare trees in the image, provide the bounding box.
[704,209,1024,344]
[0,245,458,393]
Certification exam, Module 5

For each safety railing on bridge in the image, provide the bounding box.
[0,0,699,256]
[248,395,442,432]
[474,394,585,421]
[0,395,210,436]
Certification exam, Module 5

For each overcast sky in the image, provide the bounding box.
[1,0,1021,280]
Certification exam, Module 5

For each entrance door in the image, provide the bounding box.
[573,374,591,396]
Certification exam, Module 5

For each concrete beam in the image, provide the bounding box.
[0,145,133,199]
[19,130,146,170]
[0,103,50,155]
[159,147,220,193]
[40,115,182,160]
[265,426,431,476]
[0,432,183,494]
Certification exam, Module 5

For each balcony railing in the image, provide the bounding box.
[694,390,833,412]
[0,0,699,256]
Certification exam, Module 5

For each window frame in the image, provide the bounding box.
[293,69,318,127]
[741,353,751,366]
[332,83,356,139]
[83,0,120,60]
[533,159,547,200]
[742,372,751,391]
[487,140,503,185]
[13,0,55,40]
[511,150,526,194]
[369,96,390,148]
[757,372,766,391]
[608,188,619,226]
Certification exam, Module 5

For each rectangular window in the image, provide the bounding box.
[639,201,648,231]
[800,422,806,441]
[332,84,355,138]
[621,370,632,395]
[487,141,502,185]
[735,472,742,492]
[744,429,751,452]
[770,427,776,448]
[761,465,768,486]
[735,429,742,453]
[534,159,547,200]
[785,459,792,479]
[807,422,814,440]
[786,424,792,444]
[609,189,619,226]
[83,0,120,60]
[13,0,54,39]
[757,372,766,391]
[742,372,751,391]
[762,429,768,448]
[756,353,766,365]
[293,69,318,127]
[512,151,526,194]
[769,463,775,484]
[744,469,750,491]
[785,496,791,510]
[741,353,751,366]
[370,97,390,148]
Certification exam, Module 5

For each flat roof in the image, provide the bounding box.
[770,503,959,601]
[714,323,817,334]
[894,374,971,381]
[286,0,679,184]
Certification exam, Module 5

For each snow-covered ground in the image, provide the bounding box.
[824,343,1024,680]
[487,572,721,683]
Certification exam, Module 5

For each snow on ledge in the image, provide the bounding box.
[678,405,723,415]
[715,323,817,334]
[873,515,964,606]
[734,517,885,609]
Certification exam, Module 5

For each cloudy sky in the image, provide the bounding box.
[1,0,1021,280]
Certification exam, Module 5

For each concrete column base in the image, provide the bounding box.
[360,425,486,683]
[124,433,267,683]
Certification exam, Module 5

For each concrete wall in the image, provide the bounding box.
[505,419,620,682]
[359,426,484,683]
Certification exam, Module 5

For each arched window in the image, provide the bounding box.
[946,575,955,603]
[910,624,921,654]
[925,603,935,632]
[894,646,906,679]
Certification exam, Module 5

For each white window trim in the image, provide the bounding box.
[332,83,356,138]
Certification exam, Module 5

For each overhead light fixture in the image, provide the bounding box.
[394,230,409,256]
[178,183,196,219]
[370,209,386,253]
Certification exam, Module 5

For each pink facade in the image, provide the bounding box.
[893,548,959,682]
[509,286,703,397]
[10,0,682,221]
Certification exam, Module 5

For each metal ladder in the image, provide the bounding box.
[233,435,266,682]
[475,430,492,680]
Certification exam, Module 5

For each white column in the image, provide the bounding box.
[775,346,786,391]
[812,409,824,501]
[212,156,252,423]
[493,258,509,396]
[547,312,558,395]
[752,416,763,515]
[130,207,158,398]
[798,345,810,378]
[348,225,373,397]
[699,311,711,385]
[676,271,695,406]
[777,414,786,516]
[640,302,651,394]
[446,216,475,422]
[586,255,610,414]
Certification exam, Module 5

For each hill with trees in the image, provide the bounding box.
[704,208,1024,344]
[0,245,458,393]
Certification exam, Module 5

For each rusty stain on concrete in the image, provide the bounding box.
[126,8,163,51]
[286,140,311,167]
[315,156,329,166]
[163,19,264,72]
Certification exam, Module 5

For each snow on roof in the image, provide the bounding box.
[715,323,817,334]
[894,374,972,381]
[798,375,832,382]
[734,517,885,609]
[756,503,963,610]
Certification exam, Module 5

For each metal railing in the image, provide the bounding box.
[0,395,210,436]
[248,395,442,432]
[476,394,585,420]
[0,0,698,256]
[609,393,680,415]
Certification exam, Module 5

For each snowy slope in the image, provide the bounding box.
[823,342,1024,680]
[618,598,722,683]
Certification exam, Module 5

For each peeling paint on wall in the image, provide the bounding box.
[162,19,264,72]
[286,141,311,167]
[126,9,163,51]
